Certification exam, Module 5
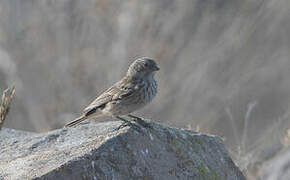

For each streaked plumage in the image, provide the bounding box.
[65,57,159,128]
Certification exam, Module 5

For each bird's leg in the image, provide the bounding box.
[127,114,151,128]
[127,114,143,121]
[113,116,141,132]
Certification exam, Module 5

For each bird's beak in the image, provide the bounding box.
[155,66,160,71]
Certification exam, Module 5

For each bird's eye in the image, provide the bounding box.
[144,63,148,67]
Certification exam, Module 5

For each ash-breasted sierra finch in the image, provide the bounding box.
[65,57,159,128]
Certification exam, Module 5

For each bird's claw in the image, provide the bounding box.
[113,116,142,132]
[128,114,151,128]
[113,121,130,131]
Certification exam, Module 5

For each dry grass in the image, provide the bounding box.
[0,86,15,131]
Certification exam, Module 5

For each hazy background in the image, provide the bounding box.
[1,0,290,178]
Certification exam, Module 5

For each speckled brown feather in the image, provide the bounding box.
[65,57,159,128]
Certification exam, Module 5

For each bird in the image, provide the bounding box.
[65,57,159,129]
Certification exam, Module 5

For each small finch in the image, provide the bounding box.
[65,57,159,128]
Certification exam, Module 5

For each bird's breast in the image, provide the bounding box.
[142,78,157,103]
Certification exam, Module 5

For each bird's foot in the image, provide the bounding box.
[113,121,131,131]
[113,116,142,132]
[127,114,151,128]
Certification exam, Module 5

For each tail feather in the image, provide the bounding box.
[65,115,87,128]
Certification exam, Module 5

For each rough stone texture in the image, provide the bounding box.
[0,120,245,180]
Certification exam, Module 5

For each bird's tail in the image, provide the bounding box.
[65,115,87,128]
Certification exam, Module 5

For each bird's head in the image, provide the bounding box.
[127,57,159,78]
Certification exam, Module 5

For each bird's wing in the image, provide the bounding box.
[83,76,139,114]
[83,89,113,113]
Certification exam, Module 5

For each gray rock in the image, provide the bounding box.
[0,120,245,180]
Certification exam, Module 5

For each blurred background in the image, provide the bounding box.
[1,0,290,178]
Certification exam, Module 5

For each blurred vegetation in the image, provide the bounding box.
[0,86,15,131]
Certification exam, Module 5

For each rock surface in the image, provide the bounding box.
[0,119,245,180]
